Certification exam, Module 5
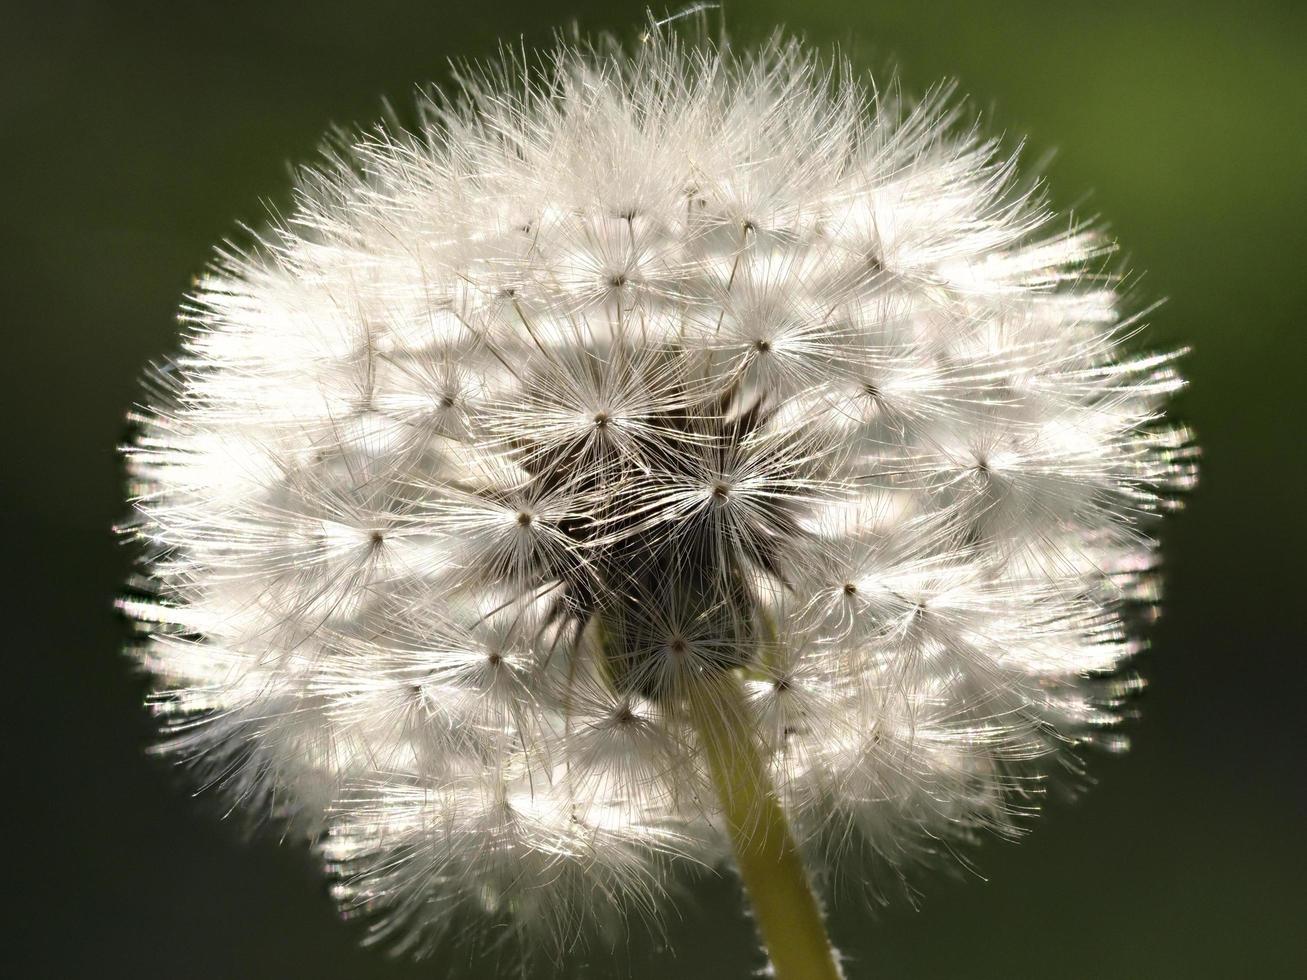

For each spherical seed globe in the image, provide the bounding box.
[120,23,1195,973]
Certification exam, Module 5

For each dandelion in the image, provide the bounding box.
[120,17,1195,978]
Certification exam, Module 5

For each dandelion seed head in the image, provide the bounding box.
[120,20,1195,967]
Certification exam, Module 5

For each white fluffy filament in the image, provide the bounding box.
[120,24,1195,968]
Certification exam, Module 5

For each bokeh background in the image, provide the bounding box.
[5,1,1304,976]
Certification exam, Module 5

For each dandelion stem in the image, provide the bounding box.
[688,670,843,980]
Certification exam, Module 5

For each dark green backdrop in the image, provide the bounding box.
[5,1,1303,976]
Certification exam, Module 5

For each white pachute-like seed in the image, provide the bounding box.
[120,22,1195,968]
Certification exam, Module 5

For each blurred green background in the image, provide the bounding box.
[4,1,1304,976]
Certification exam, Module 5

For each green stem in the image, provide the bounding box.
[687,671,843,980]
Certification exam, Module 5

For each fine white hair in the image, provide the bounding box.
[121,20,1195,968]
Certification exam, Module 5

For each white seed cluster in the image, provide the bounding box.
[121,31,1194,961]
